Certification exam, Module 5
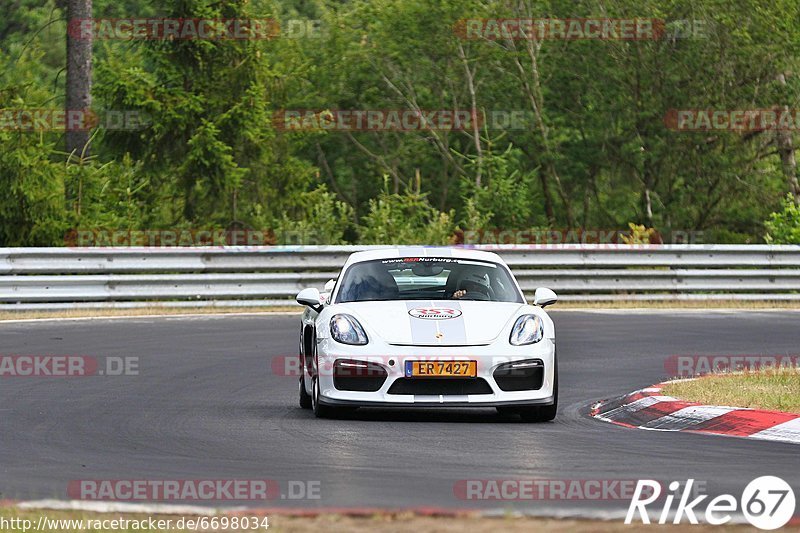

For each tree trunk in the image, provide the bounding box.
[775,73,800,204]
[776,128,799,203]
[539,170,556,225]
[457,43,483,187]
[66,0,92,158]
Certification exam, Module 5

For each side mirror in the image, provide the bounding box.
[296,288,323,312]
[533,287,558,308]
[320,279,337,304]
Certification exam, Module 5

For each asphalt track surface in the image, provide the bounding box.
[1,311,798,515]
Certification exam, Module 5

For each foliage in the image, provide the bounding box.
[765,195,800,244]
[273,185,354,245]
[2,0,800,245]
[358,178,456,245]
[620,223,658,245]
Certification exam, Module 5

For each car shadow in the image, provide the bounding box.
[322,407,553,424]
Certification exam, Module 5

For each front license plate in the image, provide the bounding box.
[405,360,477,378]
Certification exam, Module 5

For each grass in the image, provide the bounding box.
[662,368,800,413]
[0,306,300,322]
[0,507,768,532]
[552,299,800,310]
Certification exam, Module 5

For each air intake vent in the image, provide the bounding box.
[333,359,388,392]
[493,359,544,391]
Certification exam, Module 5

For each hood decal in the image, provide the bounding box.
[406,301,467,345]
[408,307,462,320]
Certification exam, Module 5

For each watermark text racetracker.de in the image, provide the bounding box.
[68,18,325,40]
[0,355,138,377]
[66,228,276,247]
[0,109,149,132]
[454,18,707,40]
[67,479,321,501]
[458,228,705,247]
[274,355,550,378]
[665,354,800,378]
[665,108,800,131]
[272,109,534,131]
[454,479,667,501]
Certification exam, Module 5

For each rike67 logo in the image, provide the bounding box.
[626,477,796,530]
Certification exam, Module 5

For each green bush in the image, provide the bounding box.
[460,146,540,231]
[765,195,800,244]
[359,179,456,245]
[273,186,354,245]
[0,140,68,246]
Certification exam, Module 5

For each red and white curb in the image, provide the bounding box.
[591,381,800,445]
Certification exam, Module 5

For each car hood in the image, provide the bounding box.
[336,300,527,346]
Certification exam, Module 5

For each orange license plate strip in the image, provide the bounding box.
[407,360,477,378]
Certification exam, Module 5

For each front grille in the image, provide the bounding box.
[493,359,544,391]
[333,359,388,392]
[387,377,493,395]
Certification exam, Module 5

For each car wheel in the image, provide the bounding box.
[310,348,332,418]
[312,375,338,418]
[311,374,356,418]
[299,376,312,409]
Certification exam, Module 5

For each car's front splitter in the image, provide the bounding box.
[317,395,556,409]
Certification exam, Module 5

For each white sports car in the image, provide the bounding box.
[295,247,558,421]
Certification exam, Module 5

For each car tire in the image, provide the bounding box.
[311,374,356,418]
[313,375,351,418]
[299,376,312,409]
[311,375,327,417]
[310,347,356,418]
[310,346,332,418]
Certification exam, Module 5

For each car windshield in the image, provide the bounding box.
[336,257,523,303]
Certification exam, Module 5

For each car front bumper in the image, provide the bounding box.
[308,337,556,407]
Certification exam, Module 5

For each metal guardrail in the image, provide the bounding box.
[0,245,798,309]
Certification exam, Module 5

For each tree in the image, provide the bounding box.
[65,0,92,157]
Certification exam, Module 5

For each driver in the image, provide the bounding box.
[451,271,492,300]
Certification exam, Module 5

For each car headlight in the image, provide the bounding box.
[509,314,544,346]
[330,314,369,345]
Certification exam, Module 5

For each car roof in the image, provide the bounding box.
[343,246,506,267]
